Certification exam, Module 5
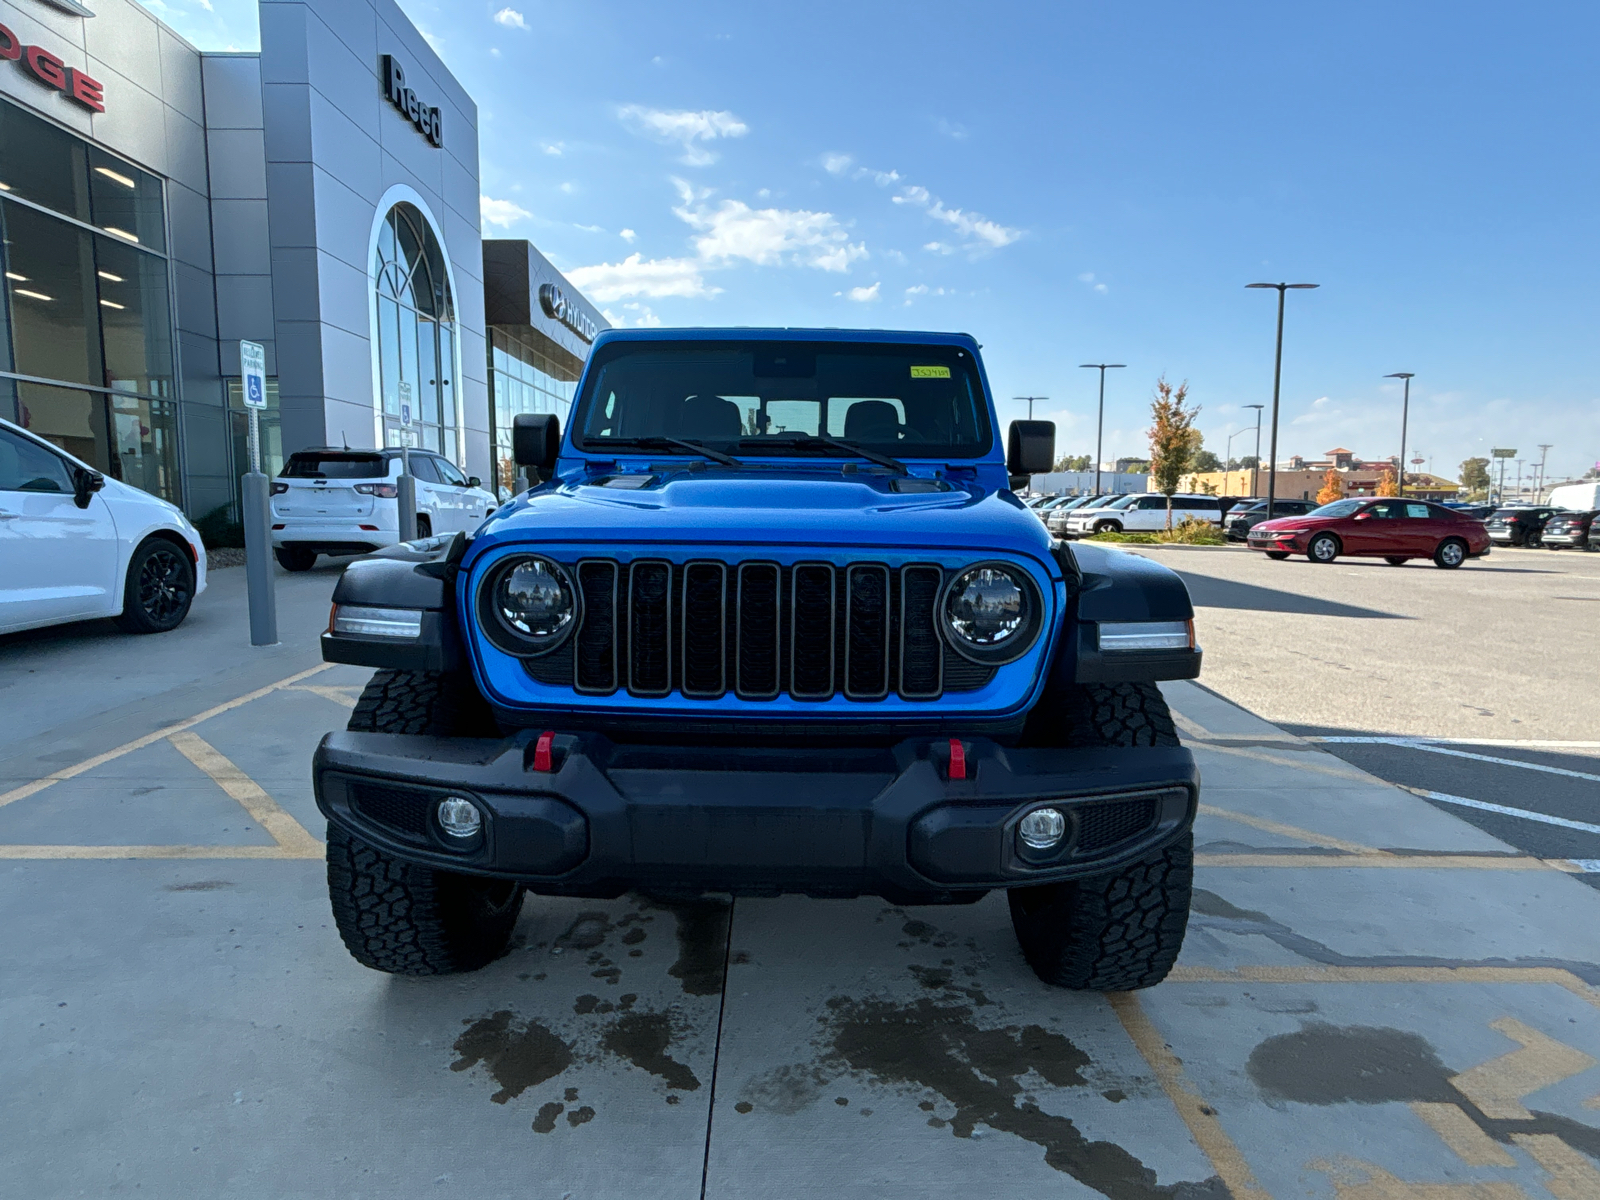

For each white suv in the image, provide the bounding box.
[270,448,497,572]
[1061,493,1225,538]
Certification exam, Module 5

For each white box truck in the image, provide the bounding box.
[1547,482,1600,511]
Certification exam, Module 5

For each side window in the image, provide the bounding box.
[407,455,440,483]
[1189,498,1221,512]
[0,429,75,493]
[1404,503,1431,519]
[1369,501,1401,518]
[435,457,467,487]
[1139,496,1167,510]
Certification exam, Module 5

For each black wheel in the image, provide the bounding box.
[1306,532,1340,563]
[115,538,195,633]
[414,514,432,541]
[328,669,518,975]
[274,546,316,572]
[1009,682,1192,991]
[1264,550,1291,560]
[1433,538,1468,569]
[1385,556,1409,566]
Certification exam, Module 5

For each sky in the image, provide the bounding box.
[147,0,1600,485]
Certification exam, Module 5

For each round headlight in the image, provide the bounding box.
[941,563,1040,664]
[482,556,578,654]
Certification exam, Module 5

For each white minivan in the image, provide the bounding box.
[1061,493,1226,538]
[270,448,497,571]
[0,416,207,636]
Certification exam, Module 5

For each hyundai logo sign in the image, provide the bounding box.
[538,283,597,344]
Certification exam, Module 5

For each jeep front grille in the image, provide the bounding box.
[521,559,992,701]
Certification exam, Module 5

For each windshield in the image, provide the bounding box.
[1307,498,1366,518]
[572,341,991,459]
[1106,494,1141,509]
[281,452,388,479]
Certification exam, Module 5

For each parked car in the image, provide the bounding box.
[1441,503,1495,520]
[0,416,207,635]
[1044,494,1103,535]
[1247,497,1490,567]
[1224,498,1316,542]
[270,447,498,571]
[1540,510,1597,549]
[1029,494,1075,520]
[315,326,1206,993]
[1484,506,1557,548]
[1061,493,1226,538]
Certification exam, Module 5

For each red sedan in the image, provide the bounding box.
[1246,498,1492,568]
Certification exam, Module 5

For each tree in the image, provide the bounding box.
[1192,449,1222,473]
[1147,376,1201,528]
[1316,468,1345,504]
[1459,457,1491,499]
[1375,468,1400,497]
[1052,454,1092,472]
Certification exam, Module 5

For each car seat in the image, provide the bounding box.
[843,400,900,442]
[679,395,743,441]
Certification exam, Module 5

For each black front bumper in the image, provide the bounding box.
[313,733,1199,903]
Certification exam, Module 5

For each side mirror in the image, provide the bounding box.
[1353,512,1371,520]
[512,413,560,472]
[466,476,482,489]
[1006,420,1055,479]
[72,467,104,509]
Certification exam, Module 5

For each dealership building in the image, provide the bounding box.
[0,0,605,520]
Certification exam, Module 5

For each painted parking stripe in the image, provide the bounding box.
[0,844,315,860]
[1312,736,1600,750]
[1402,786,1600,837]
[0,662,334,810]
[167,732,322,856]
[1316,738,1600,784]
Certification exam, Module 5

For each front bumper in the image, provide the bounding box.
[313,732,1198,902]
[272,519,398,554]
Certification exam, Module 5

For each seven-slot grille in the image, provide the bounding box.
[521,559,998,702]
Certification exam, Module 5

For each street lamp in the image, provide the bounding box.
[1384,372,1414,497]
[1079,364,1125,494]
[1246,283,1319,518]
[1243,403,1264,496]
[1014,396,1048,420]
[1225,427,1249,494]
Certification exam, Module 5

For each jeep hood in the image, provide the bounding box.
[471,469,1055,563]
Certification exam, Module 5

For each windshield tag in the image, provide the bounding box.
[910,365,951,379]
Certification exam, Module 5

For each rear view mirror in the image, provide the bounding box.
[1006,420,1055,478]
[72,466,104,510]
[512,413,560,472]
[467,476,481,489]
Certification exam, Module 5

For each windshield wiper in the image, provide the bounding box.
[592,436,744,468]
[740,433,908,475]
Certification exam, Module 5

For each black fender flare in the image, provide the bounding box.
[1046,541,1201,686]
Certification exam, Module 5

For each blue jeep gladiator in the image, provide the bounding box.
[315,329,1202,990]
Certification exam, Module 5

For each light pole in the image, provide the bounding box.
[1243,403,1264,496]
[1246,282,1319,518]
[1536,444,1552,501]
[1225,427,1249,495]
[1014,395,1049,421]
[1079,364,1125,494]
[1383,372,1414,497]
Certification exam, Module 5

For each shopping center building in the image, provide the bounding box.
[0,0,605,521]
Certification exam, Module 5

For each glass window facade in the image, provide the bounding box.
[488,327,577,499]
[373,203,458,462]
[0,99,178,502]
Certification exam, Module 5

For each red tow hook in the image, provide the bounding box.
[947,737,967,781]
[532,730,556,773]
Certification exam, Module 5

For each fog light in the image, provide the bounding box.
[1019,807,1067,851]
[437,796,482,839]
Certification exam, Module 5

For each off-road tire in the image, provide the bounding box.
[1385,556,1409,566]
[274,546,316,572]
[1307,532,1340,563]
[1265,550,1290,560]
[327,825,524,975]
[328,668,518,974]
[1433,538,1467,570]
[1010,681,1192,990]
[115,537,195,633]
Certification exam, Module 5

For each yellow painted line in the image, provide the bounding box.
[0,844,313,860]
[1409,1103,1515,1167]
[1194,853,1581,871]
[1309,1156,1527,1199]
[1163,966,1600,1011]
[1509,1133,1600,1200]
[288,684,360,709]
[1448,1017,1596,1121]
[1108,991,1273,1200]
[1198,803,1384,855]
[167,732,322,856]
[1189,740,1377,783]
[1171,710,1212,740]
[0,663,334,810]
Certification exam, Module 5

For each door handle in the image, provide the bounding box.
[0,511,18,520]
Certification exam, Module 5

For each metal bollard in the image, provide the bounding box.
[397,471,418,542]
[241,470,279,646]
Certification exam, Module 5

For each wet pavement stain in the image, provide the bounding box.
[165,880,233,891]
[451,1011,575,1104]
[739,1062,829,1115]
[554,911,613,952]
[566,1105,596,1126]
[601,1011,701,1091]
[532,1101,563,1133]
[1247,1023,1600,1164]
[660,898,731,996]
[822,995,1225,1200]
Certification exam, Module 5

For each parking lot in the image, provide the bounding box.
[4,549,1599,1199]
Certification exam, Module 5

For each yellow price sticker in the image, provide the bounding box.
[910,365,951,379]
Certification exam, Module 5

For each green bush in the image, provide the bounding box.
[1156,516,1226,545]
[1085,531,1159,544]
[194,504,245,549]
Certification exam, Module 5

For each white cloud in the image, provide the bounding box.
[618,106,748,166]
[672,180,866,272]
[489,47,500,57]
[568,254,717,302]
[559,182,576,194]
[822,153,853,175]
[493,7,528,28]
[573,223,605,233]
[924,241,954,255]
[893,184,1020,250]
[906,284,929,296]
[542,142,565,157]
[838,283,880,302]
[619,228,637,243]
[1078,271,1108,294]
[935,118,968,140]
[480,195,533,229]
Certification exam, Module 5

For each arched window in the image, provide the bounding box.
[372,202,458,460]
